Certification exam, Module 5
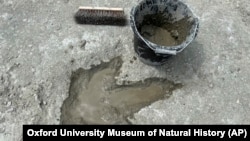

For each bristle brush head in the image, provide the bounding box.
[75,7,127,26]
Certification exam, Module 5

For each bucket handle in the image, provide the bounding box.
[155,48,177,55]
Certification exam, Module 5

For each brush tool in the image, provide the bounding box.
[75,6,127,26]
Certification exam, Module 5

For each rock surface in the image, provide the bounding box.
[0,0,250,140]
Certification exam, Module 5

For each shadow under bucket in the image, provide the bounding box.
[130,0,199,65]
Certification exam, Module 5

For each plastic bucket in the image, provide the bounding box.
[130,0,199,65]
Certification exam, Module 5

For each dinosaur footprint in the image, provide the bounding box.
[60,57,182,124]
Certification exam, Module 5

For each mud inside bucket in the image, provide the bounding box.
[130,0,199,65]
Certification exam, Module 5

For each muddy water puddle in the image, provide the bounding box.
[61,57,182,124]
[140,14,191,46]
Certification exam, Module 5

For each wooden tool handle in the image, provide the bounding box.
[79,6,124,12]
